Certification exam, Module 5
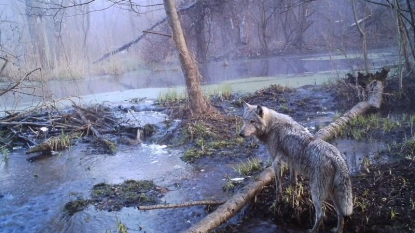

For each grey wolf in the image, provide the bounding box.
[239,102,353,233]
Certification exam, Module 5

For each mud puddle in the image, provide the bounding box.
[0,140,195,233]
[2,80,412,233]
[0,112,397,233]
[0,101,238,233]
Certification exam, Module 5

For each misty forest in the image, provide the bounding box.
[1,0,415,233]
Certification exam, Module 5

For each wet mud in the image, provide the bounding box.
[158,79,415,233]
[2,75,415,232]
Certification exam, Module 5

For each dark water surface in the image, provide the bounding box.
[0,50,396,112]
[0,52,397,232]
[0,108,386,233]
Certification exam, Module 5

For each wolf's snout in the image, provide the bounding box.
[239,131,245,137]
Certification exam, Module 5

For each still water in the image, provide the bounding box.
[0,51,396,112]
[0,52,397,232]
[0,106,386,233]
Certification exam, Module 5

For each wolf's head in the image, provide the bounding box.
[239,102,267,138]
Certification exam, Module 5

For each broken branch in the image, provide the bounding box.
[138,200,225,210]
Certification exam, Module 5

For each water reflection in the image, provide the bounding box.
[1,51,397,112]
[0,51,400,232]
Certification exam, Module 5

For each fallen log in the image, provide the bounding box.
[138,200,225,211]
[315,68,387,141]
[183,68,388,233]
[26,143,52,154]
[26,131,82,154]
[183,167,274,233]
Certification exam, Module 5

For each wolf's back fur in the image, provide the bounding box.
[239,103,353,233]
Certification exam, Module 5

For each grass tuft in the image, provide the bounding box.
[157,89,187,105]
[233,158,263,176]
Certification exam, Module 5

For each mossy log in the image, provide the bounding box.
[183,68,388,233]
[26,142,52,154]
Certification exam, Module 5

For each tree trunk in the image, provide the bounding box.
[51,0,66,62]
[292,1,307,50]
[163,0,213,116]
[25,0,53,69]
[351,0,369,73]
[81,1,91,55]
[194,0,207,64]
[183,69,388,233]
[93,2,197,64]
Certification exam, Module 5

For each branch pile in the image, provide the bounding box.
[0,103,118,157]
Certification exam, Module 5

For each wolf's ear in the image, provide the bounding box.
[256,105,264,118]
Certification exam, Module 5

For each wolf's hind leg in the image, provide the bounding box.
[330,194,345,233]
[330,215,344,233]
[308,185,324,233]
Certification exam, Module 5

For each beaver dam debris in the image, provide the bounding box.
[0,102,154,160]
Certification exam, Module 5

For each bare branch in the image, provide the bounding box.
[142,30,171,37]
[138,200,225,210]
[0,68,41,97]
[93,1,198,64]
[0,57,8,75]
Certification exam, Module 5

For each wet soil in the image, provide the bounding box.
[3,75,415,232]
[157,77,415,232]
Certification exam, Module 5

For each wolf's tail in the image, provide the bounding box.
[333,159,354,216]
[336,175,353,216]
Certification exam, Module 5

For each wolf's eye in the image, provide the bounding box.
[250,120,255,124]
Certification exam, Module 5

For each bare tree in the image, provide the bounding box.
[163,0,215,116]
[248,0,281,56]
[25,0,54,69]
[50,0,67,63]
[193,0,208,63]
[279,0,314,50]
[351,0,369,73]
[291,0,314,49]
[80,1,90,54]
[406,0,415,58]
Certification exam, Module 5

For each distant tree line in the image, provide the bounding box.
[1,0,412,73]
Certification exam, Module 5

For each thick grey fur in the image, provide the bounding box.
[239,102,353,233]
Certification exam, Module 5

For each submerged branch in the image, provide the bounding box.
[138,200,225,210]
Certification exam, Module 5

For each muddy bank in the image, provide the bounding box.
[157,77,415,232]
[2,74,415,232]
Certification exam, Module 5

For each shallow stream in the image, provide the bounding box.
[0,51,397,232]
[0,105,388,233]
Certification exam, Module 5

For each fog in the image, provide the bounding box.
[0,0,408,82]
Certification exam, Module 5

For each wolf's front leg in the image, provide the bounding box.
[289,166,297,184]
[272,159,283,202]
